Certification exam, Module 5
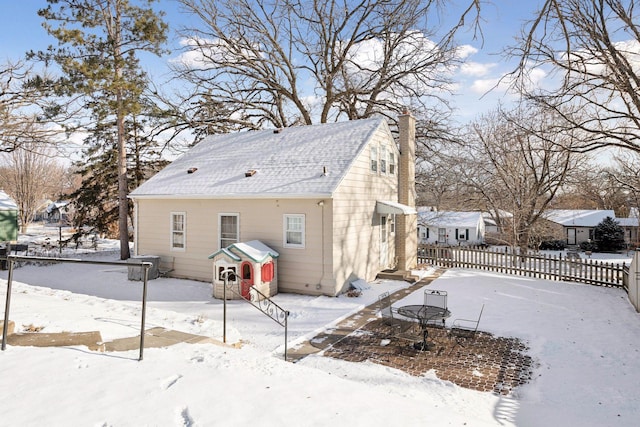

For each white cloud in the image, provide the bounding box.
[470,77,503,94]
[456,44,478,59]
[459,61,497,77]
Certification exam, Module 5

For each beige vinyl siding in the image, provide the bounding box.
[134,198,326,292]
[331,126,399,291]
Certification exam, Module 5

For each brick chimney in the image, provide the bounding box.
[396,112,418,272]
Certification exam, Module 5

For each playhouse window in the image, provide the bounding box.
[219,213,239,249]
[262,261,274,282]
[217,265,236,282]
[171,212,185,250]
[284,214,305,248]
[242,262,252,280]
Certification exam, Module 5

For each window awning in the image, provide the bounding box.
[376,200,417,215]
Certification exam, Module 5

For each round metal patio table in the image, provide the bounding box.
[396,304,451,351]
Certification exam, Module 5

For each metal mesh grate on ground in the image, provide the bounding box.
[322,319,535,396]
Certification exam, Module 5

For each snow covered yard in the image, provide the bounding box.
[1,247,640,426]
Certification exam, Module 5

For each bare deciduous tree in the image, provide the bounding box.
[0,61,58,153]
[556,164,630,214]
[463,105,585,253]
[509,0,640,153]
[0,143,66,232]
[172,0,481,130]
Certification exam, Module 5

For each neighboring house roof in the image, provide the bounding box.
[46,201,69,214]
[208,240,279,263]
[617,218,639,227]
[0,190,17,211]
[543,209,616,227]
[130,118,388,199]
[417,209,483,227]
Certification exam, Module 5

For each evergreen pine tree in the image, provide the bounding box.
[594,216,626,252]
[70,116,168,238]
[32,0,168,259]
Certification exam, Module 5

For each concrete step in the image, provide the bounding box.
[6,331,105,351]
[0,320,15,337]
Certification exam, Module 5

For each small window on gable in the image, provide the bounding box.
[380,146,387,174]
[389,151,396,175]
[370,145,378,173]
[171,212,185,250]
[284,214,305,248]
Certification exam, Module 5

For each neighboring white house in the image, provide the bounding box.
[617,217,639,248]
[129,115,418,297]
[543,209,616,246]
[417,209,485,246]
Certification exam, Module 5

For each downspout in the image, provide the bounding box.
[133,199,139,256]
[318,199,326,290]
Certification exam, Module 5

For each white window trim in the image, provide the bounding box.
[283,214,306,248]
[370,144,378,174]
[380,145,387,174]
[214,261,238,284]
[389,150,396,175]
[170,211,186,251]
[218,213,240,250]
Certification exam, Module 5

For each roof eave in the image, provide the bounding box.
[129,192,334,200]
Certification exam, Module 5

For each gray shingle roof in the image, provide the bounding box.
[543,209,616,227]
[130,118,386,198]
[417,209,483,227]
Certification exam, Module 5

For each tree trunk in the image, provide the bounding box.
[115,4,130,260]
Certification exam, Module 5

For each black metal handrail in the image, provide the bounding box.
[221,273,290,361]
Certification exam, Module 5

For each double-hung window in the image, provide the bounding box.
[370,145,378,173]
[389,151,396,175]
[380,146,387,174]
[284,214,305,248]
[171,212,186,250]
[219,213,239,249]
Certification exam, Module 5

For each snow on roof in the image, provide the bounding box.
[617,217,638,227]
[417,209,483,227]
[543,209,616,227]
[207,247,242,262]
[130,118,388,199]
[0,190,17,211]
[230,240,279,262]
[46,201,69,213]
[208,240,279,263]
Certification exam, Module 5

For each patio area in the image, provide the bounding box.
[291,269,536,396]
[322,318,535,396]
